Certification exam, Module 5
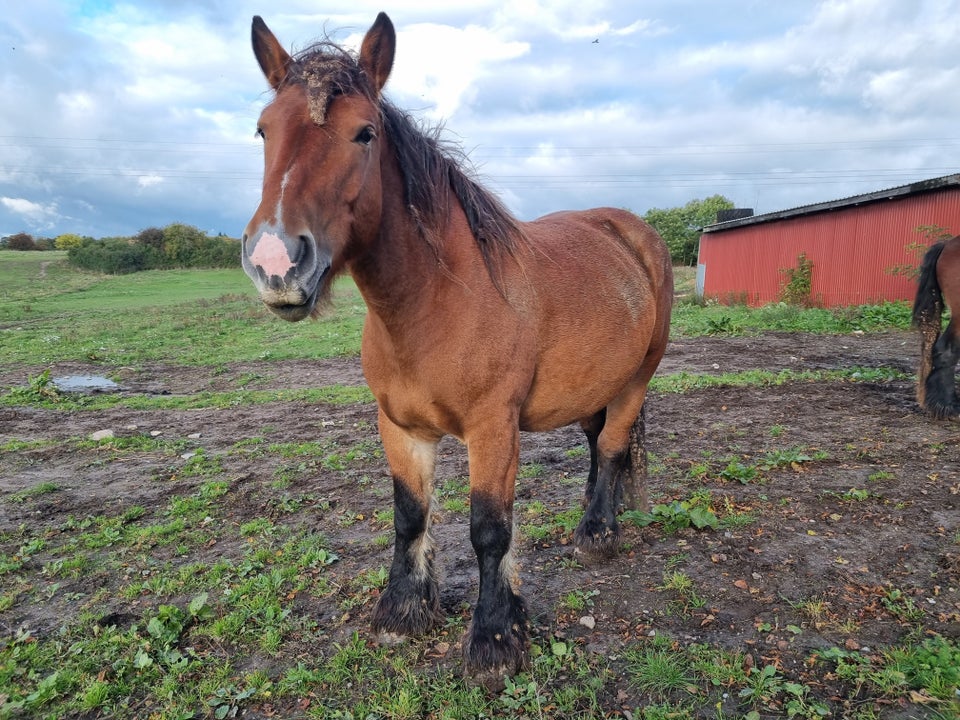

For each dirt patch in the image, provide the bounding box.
[2,330,958,716]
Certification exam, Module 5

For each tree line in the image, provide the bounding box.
[1,194,737,271]
[1,224,241,274]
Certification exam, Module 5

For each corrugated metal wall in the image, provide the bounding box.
[697,188,960,306]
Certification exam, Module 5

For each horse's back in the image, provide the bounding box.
[522,206,671,296]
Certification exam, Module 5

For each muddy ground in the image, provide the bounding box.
[1,329,958,717]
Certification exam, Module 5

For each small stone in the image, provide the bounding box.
[188,433,201,439]
[89,429,114,441]
[579,615,596,630]
[150,430,162,437]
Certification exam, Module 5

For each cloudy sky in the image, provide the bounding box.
[2,0,960,239]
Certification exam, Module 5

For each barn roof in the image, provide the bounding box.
[702,172,960,233]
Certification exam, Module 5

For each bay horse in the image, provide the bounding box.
[913,235,960,418]
[241,12,673,687]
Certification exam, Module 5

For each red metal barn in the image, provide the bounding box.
[696,174,960,307]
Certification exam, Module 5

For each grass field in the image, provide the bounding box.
[4,251,957,720]
[0,252,912,370]
[1,251,367,367]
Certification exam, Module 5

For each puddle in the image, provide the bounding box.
[52,375,121,393]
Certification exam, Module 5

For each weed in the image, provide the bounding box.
[779,252,815,306]
[561,588,599,612]
[517,462,545,479]
[622,489,719,533]
[881,588,925,623]
[738,663,784,709]
[9,481,60,503]
[5,369,60,403]
[658,570,706,614]
[624,638,697,698]
[719,459,759,484]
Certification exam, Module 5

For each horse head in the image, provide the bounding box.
[241,13,396,321]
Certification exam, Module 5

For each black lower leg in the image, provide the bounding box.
[463,493,528,689]
[371,479,441,638]
[574,447,628,558]
[581,409,605,505]
[924,332,960,418]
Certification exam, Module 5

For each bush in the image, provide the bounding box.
[68,238,149,274]
[65,224,240,274]
[5,232,37,251]
[54,233,87,250]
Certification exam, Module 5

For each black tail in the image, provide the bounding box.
[911,239,960,417]
[912,241,946,328]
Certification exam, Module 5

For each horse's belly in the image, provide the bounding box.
[517,353,641,431]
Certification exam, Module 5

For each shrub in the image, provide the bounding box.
[5,232,37,251]
[779,252,814,306]
[54,233,86,250]
[65,224,240,274]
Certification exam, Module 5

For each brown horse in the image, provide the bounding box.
[913,235,960,419]
[241,12,673,687]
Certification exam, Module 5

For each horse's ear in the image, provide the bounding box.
[252,16,293,90]
[359,12,395,96]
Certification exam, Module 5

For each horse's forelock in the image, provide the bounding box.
[279,41,523,290]
[285,44,373,125]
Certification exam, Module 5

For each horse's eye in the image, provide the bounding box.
[255,127,265,140]
[355,125,376,146]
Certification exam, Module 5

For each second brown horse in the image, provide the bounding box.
[241,12,674,687]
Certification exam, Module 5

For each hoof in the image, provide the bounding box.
[370,581,442,640]
[573,517,621,560]
[463,624,529,692]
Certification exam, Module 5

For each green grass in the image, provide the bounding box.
[670,296,912,337]
[1,253,914,372]
[0,252,366,366]
[1,256,947,719]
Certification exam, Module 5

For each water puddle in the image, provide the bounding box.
[51,375,121,393]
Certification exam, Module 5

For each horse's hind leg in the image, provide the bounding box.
[574,384,651,559]
[924,318,960,418]
[371,409,444,642]
[579,409,605,506]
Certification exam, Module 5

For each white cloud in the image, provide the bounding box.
[387,23,528,119]
[3,0,960,237]
[136,175,164,189]
[1,197,60,229]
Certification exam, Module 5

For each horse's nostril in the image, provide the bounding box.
[295,234,314,263]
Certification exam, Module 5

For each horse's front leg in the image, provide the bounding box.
[462,420,529,690]
[371,409,443,642]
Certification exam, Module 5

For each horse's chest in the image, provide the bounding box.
[361,347,466,438]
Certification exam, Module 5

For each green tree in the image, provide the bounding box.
[643,194,735,266]
[54,233,85,250]
[162,223,207,267]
